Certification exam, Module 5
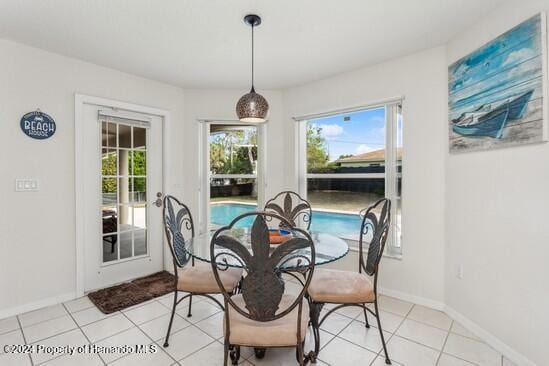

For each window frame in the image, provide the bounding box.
[199,120,267,235]
[295,101,403,257]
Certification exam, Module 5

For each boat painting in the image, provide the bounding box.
[449,14,547,152]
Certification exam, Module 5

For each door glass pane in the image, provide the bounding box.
[133,205,147,230]
[118,124,131,148]
[102,149,117,176]
[102,122,117,148]
[119,231,132,259]
[132,150,146,175]
[103,235,118,262]
[102,206,118,234]
[132,178,146,203]
[133,127,146,149]
[134,229,147,256]
[118,150,132,176]
[118,178,131,204]
[102,178,117,205]
[119,205,133,232]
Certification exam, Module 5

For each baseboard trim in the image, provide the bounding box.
[444,306,535,366]
[0,292,76,320]
[378,287,445,311]
[380,289,534,365]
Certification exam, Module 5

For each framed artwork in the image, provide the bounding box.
[449,13,547,152]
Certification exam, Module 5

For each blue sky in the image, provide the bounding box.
[309,107,386,161]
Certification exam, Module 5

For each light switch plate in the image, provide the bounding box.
[15,179,40,192]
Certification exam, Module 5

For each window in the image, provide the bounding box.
[208,124,259,229]
[297,103,402,255]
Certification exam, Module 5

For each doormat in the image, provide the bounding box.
[88,271,175,314]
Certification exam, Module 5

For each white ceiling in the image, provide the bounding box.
[0,0,505,89]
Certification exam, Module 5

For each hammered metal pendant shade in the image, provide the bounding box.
[237,14,269,123]
[236,87,269,123]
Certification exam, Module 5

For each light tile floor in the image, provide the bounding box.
[0,293,517,366]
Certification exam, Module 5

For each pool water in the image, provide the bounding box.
[210,203,361,237]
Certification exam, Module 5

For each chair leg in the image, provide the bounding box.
[309,302,323,357]
[296,342,305,366]
[187,294,193,317]
[374,299,391,365]
[163,290,178,347]
[362,303,370,328]
[223,342,229,366]
[230,346,240,365]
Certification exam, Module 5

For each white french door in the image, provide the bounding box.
[81,103,164,291]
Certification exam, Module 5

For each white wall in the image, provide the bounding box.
[282,46,448,305]
[445,1,549,364]
[0,40,186,315]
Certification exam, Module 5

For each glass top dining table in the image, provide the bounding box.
[179,229,349,270]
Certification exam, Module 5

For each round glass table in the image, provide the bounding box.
[179,230,349,269]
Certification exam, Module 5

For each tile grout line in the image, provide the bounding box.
[15,314,34,366]
[317,308,375,364]
[118,309,180,365]
[371,302,413,365]
[61,302,108,366]
[435,320,453,366]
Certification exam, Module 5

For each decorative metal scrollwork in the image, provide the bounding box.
[359,199,391,276]
[264,191,312,230]
[163,195,194,267]
[210,212,315,322]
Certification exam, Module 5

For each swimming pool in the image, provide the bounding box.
[210,203,362,238]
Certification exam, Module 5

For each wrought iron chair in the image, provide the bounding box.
[162,195,243,348]
[308,198,392,365]
[210,212,316,365]
[264,191,312,230]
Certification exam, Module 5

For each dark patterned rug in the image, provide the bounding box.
[88,271,175,314]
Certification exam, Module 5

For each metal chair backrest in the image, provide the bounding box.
[163,195,194,268]
[264,191,312,230]
[210,211,315,322]
[359,198,391,276]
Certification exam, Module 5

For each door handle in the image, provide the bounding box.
[154,192,163,207]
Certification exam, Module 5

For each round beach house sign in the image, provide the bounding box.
[20,110,56,140]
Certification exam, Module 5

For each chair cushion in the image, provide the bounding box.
[226,294,309,347]
[177,261,242,294]
[308,269,375,304]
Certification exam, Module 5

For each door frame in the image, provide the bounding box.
[74,94,171,297]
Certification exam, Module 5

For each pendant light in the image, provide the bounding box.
[236,14,269,123]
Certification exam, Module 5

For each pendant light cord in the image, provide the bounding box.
[251,23,255,90]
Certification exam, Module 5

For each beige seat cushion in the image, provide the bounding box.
[308,269,375,304]
[226,294,309,347]
[177,261,242,294]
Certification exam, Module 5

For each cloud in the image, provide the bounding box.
[503,48,536,66]
[355,144,376,155]
[315,123,343,139]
